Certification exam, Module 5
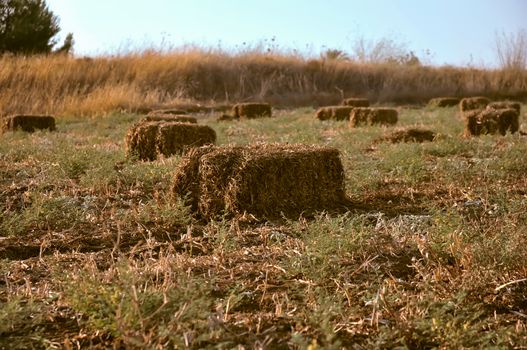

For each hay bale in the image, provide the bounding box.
[148,109,187,115]
[349,108,398,127]
[1,115,55,133]
[379,128,436,143]
[459,97,490,113]
[487,101,521,114]
[315,106,354,121]
[232,103,272,119]
[172,144,347,219]
[142,114,197,123]
[341,98,370,107]
[125,121,216,161]
[428,97,460,108]
[463,107,519,136]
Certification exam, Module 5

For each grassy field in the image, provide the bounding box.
[1,105,527,349]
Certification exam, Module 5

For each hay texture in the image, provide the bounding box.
[341,98,370,107]
[148,109,187,115]
[428,97,460,108]
[464,107,519,136]
[316,106,354,121]
[125,121,216,161]
[379,128,436,143]
[459,97,490,113]
[141,115,197,123]
[349,108,398,127]
[232,103,272,119]
[487,101,521,114]
[1,115,55,133]
[172,144,347,219]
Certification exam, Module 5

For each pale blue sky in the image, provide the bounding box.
[46,0,526,67]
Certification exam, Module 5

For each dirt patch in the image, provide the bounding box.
[172,144,348,220]
[232,103,272,119]
[315,106,354,121]
[349,108,398,127]
[125,121,216,161]
[428,97,460,108]
[342,98,370,107]
[1,115,56,133]
[377,128,436,143]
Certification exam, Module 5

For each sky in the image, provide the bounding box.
[46,0,527,67]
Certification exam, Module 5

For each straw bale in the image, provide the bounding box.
[1,115,55,133]
[148,109,187,115]
[341,98,370,107]
[349,107,398,127]
[379,128,436,143]
[463,107,519,136]
[125,121,216,161]
[232,103,272,119]
[316,106,354,121]
[459,97,490,113]
[141,114,197,123]
[427,97,460,108]
[157,122,216,157]
[487,101,521,114]
[172,144,347,219]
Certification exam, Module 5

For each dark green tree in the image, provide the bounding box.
[0,0,73,54]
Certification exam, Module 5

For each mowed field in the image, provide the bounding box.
[1,105,527,348]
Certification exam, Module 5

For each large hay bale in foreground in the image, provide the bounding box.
[142,114,197,123]
[428,97,460,108]
[232,103,272,119]
[379,128,436,143]
[125,121,216,161]
[172,144,347,219]
[487,101,521,114]
[350,108,398,127]
[315,106,354,121]
[463,108,519,136]
[1,115,55,133]
[341,98,370,107]
[459,97,490,113]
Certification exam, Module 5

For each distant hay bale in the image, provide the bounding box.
[487,101,521,114]
[172,144,347,219]
[341,98,370,107]
[428,97,460,108]
[315,106,354,121]
[349,107,398,127]
[125,121,216,161]
[378,128,436,143]
[232,103,272,119]
[459,97,490,113]
[1,115,55,133]
[148,109,187,115]
[463,107,519,136]
[141,114,197,123]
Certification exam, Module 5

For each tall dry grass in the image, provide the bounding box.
[1,48,526,116]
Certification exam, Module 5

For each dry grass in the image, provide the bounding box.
[0,49,527,117]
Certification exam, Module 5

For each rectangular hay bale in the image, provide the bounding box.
[142,115,197,123]
[459,97,490,113]
[316,106,354,121]
[349,108,398,127]
[232,103,272,119]
[427,97,460,108]
[463,108,519,136]
[172,144,347,219]
[125,121,216,161]
[1,115,55,133]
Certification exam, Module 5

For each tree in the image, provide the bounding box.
[0,0,73,54]
[495,29,527,70]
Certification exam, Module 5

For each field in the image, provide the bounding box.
[1,104,526,349]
